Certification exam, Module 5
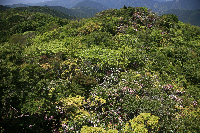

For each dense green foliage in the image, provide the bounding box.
[0,5,11,10]
[14,6,72,19]
[0,6,200,132]
[0,8,69,43]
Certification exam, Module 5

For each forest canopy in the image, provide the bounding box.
[0,6,200,132]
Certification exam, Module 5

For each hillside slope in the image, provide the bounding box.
[0,5,11,10]
[0,8,69,42]
[3,4,100,19]
[14,6,72,19]
[0,6,200,133]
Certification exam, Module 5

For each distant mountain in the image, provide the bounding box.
[4,0,200,14]
[162,9,200,27]
[72,0,108,11]
[0,0,52,5]
[5,3,30,8]
[91,0,156,9]
[152,0,200,13]
[3,0,200,21]
[47,6,75,17]
[3,0,200,11]
[28,0,82,8]
[48,6,99,18]
[29,0,108,18]
[91,0,200,10]
[70,6,99,18]
[177,0,200,10]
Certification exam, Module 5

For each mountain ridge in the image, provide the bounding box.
[72,0,108,11]
[162,8,200,27]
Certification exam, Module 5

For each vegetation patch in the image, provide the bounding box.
[0,6,200,132]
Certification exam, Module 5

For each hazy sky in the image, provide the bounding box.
[0,0,53,5]
[0,0,173,5]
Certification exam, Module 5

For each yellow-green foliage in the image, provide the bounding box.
[86,95,106,106]
[77,21,102,35]
[24,39,67,56]
[123,113,159,132]
[60,59,80,80]
[60,95,84,107]
[58,95,107,132]
[81,126,118,133]
[48,87,55,97]
[59,95,90,131]
[40,63,52,70]
[79,45,132,69]
[34,29,60,43]
[23,28,69,56]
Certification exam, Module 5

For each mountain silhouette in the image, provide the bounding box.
[72,0,108,11]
